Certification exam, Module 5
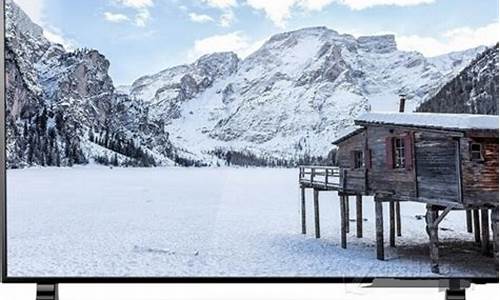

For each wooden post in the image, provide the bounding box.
[389,199,396,247]
[300,186,306,234]
[466,210,473,233]
[473,209,481,245]
[340,195,347,249]
[396,201,402,237]
[356,194,363,238]
[375,197,384,260]
[426,205,440,274]
[481,209,490,255]
[313,189,320,239]
[491,207,499,266]
[345,196,350,233]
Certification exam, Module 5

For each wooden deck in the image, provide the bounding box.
[299,166,342,191]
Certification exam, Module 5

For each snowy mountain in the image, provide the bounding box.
[5,1,488,168]
[4,0,175,168]
[127,27,484,163]
[418,44,499,115]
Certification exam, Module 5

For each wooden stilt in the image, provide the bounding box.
[491,207,499,266]
[345,196,350,233]
[481,209,490,256]
[300,187,306,234]
[375,198,384,260]
[396,200,402,237]
[389,199,396,247]
[356,194,363,238]
[466,210,473,233]
[313,189,320,239]
[340,195,347,249]
[473,209,481,245]
[426,205,440,274]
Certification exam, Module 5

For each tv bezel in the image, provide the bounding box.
[0,0,498,285]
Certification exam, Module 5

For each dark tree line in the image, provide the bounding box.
[89,128,157,167]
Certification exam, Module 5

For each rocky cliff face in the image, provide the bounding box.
[5,1,489,168]
[417,44,499,115]
[4,0,174,168]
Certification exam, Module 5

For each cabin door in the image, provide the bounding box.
[416,136,460,203]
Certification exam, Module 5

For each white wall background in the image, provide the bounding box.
[0,282,498,300]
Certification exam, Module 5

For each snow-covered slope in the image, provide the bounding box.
[418,44,499,115]
[129,27,484,163]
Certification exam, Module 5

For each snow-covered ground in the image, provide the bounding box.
[6,167,496,278]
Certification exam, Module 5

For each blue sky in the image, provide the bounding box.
[13,0,499,86]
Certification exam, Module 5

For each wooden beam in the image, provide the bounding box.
[345,196,350,233]
[375,198,384,260]
[389,199,396,247]
[426,205,440,274]
[313,189,320,239]
[481,209,490,256]
[473,209,481,245]
[396,200,402,237]
[491,207,499,266]
[340,195,347,249]
[356,194,363,238]
[301,187,306,234]
[466,210,473,233]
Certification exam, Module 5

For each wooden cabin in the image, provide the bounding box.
[334,112,498,209]
[299,112,499,274]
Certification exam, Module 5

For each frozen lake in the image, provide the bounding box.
[6,167,496,277]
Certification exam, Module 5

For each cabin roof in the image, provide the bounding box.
[332,125,365,145]
[354,112,499,132]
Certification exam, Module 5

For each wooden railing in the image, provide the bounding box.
[299,165,341,189]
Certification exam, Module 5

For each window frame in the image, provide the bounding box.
[393,137,406,169]
[470,142,484,161]
[353,150,364,169]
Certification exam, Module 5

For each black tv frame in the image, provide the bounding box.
[0,1,497,299]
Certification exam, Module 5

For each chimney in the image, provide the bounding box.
[399,94,406,113]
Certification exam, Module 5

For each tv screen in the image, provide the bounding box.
[1,0,499,284]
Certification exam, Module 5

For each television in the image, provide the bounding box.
[1,0,498,299]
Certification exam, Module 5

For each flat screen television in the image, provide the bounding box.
[1,0,499,299]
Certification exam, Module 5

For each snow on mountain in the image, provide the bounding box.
[418,44,499,115]
[129,26,485,163]
[5,0,488,167]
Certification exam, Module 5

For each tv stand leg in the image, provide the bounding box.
[36,284,58,300]
[445,288,465,300]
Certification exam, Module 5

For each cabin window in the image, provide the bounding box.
[353,151,364,169]
[393,137,405,168]
[470,143,483,161]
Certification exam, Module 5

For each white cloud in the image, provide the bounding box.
[245,0,296,28]
[134,8,151,27]
[219,10,235,27]
[244,0,436,27]
[337,0,435,10]
[111,0,154,27]
[188,32,265,60]
[189,12,215,23]
[201,0,237,9]
[114,0,154,9]
[104,12,130,23]
[397,22,499,57]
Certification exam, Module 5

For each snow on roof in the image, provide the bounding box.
[355,112,499,131]
[332,125,365,145]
